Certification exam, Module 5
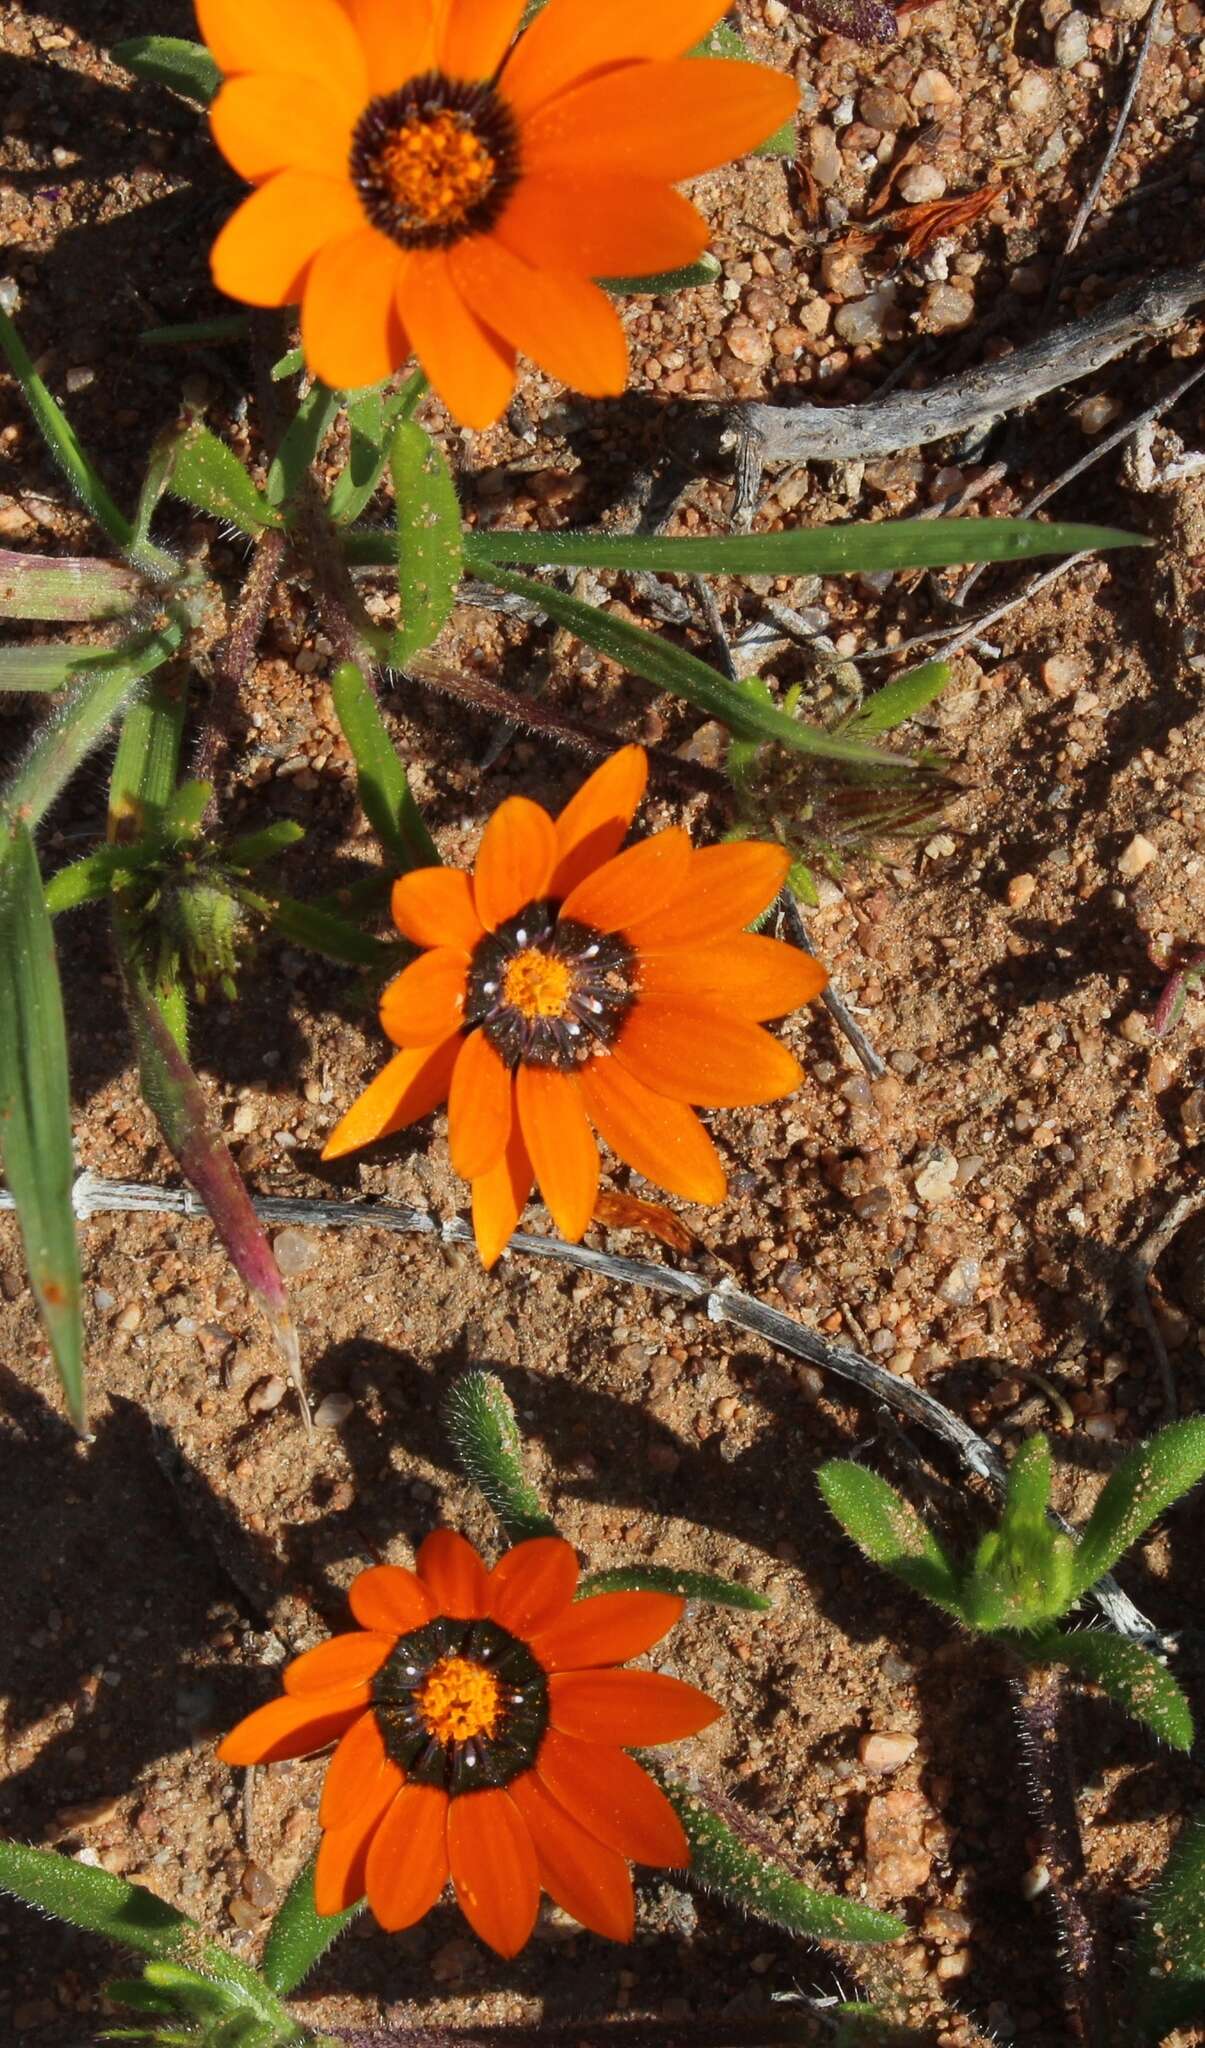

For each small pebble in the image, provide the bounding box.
[1077,393,1122,434]
[860,1731,918,1772]
[914,1146,959,1204]
[1007,872,1037,908]
[1054,10,1090,62]
[314,1392,354,1428]
[1117,832,1157,880]
[940,1257,981,1306]
[834,287,897,346]
[809,125,842,187]
[897,163,947,203]
[246,1374,287,1414]
[917,284,975,334]
[272,1227,319,1275]
[1022,1862,1051,1899]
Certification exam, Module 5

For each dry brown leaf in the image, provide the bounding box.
[594,1190,698,1256]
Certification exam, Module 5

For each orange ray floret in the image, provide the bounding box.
[321,745,827,1267]
[199,0,798,426]
[218,1529,723,1955]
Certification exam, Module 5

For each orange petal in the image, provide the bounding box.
[559,828,692,935]
[523,59,798,182]
[416,1529,490,1618]
[319,1708,404,1833]
[530,1590,684,1671]
[379,948,469,1047]
[447,1027,513,1180]
[535,1728,689,1866]
[301,226,409,392]
[210,75,356,182]
[284,1632,394,1697]
[392,867,484,951]
[515,1066,599,1243]
[398,248,516,431]
[578,1055,725,1203]
[615,1000,802,1107]
[439,0,526,78]
[509,1768,634,1942]
[314,1777,398,1915]
[217,1692,363,1766]
[447,1788,539,1957]
[471,795,557,930]
[365,1782,450,1931]
[496,171,708,280]
[629,841,791,948]
[471,1120,534,1268]
[345,0,438,95]
[349,1563,435,1635]
[548,1668,722,1744]
[487,1537,579,1636]
[502,0,734,115]
[320,1036,460,1159]
[640,933,827,1021]
[211,172,364,310]
[451,237,627,399]
[548,745,647,900]
[197,0,367,102]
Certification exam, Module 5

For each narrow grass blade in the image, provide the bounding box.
[267,380,340,510]
[1070,1418,1205,1597]
[330,660,439,869]
[0,551,138,623]
[0,643,110,691]
[818,1461,965,1620]
[167,423,280,535]
[0,825,85,1428]
[1,625,181,838]
[602,255,722,295]
[462,518,1142,579]
[1024,1627,1193,1752]
[847,660,951,734]
[578,1566,771,1610]
[250,891,396,969]
[108,673,188,842]
[260,1855,361,1997]
[121,960,307,1421]
[664,1781,905,1943]
[0,311,134,554]
[444,1371,557,1542]
[470,566,904,765]
[389,418,464,661]
[111,34,220,106]
[139,316,251,349]
[1132,1812,1205,2042]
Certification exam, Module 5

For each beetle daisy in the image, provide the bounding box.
[199,0,798,425]
[321,746,827,1265]
[218,1531,721,1953]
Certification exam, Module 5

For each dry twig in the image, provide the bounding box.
[1048,0,1168,302]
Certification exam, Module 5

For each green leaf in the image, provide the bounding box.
[260,1854,361,1998]
[111,34,221,106]
[267,381,339,511]
[101,1981,179,2017]
[0,825,84,1428]
[45,845,151,913]
[1071,1419,1205,1598]
[389,419,464,661]
[961,1435,1075,1632]
[330,660,439,870]
[664,1782,905,1944]
[132,426,182,558]
[223,820,307,870]
[249,891,395,969]
[444,1371,557,1543]
[847,659,952,734]
[271,347,305,383]
[328,373,428,526]
[1133,1813,1205,2043]
[162,779,213,843]
[601,255,722,296]
[167,423,280,535]
[461,517,1143,579]
[817,1461,965,1621]
[1,625,182,838]
[140,316,252,349]
[695,22,797,156]
[578,1566,771,1611]
[0,310,136,557]
[108,673,188,842]
[0,642,110,690]
[1023,1627,1193,1752]
[0,551,139,623]
[0,1840,192,1957]
[472,565,905,767]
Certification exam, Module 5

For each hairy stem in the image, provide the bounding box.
[1010,1660,1108,2047]
[194,524,287,801]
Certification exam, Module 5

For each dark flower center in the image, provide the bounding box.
[465,899,636,1070]
[372,1616,548,1793]
[349,71,521,249]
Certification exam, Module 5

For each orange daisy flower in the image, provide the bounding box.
[218,1531,721,1954]
[198,0,798,427]
[321,746,827,1266]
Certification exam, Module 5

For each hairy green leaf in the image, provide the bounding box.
[0,1840,192,1957]
[0,642,110,690]
[0,550,140,625]
[1071,1418,1205,1597]
[390,419,464,661]
[260,1855,361,1997]
[0,625,183,836]
[579,1566,771,1610]
[250,891,395,968]
[0,825,84,1428]
[112,34,221,106]
[267,381,339,510]
[140,316,252,349]
[328,373,428,525]
[601,255,722,295]
[167,423,280,535]
[1023,1627,1193,1752]
[444,1371,557,1542]
[224,820,307,870]
[109,674,189,842]
[1132,1812,1205,2043]
[847,659,952,734]
[330,660,439,870]
[818,1461,965,1620]
[45,845,151,913]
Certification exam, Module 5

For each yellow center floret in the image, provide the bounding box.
[502,948,573,1020]
[381,112,498,232]
[416,1655,502,1743]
